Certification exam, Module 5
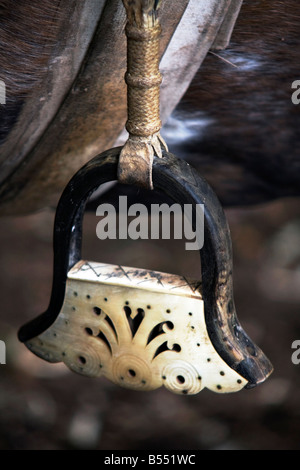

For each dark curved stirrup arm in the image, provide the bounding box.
[18,147,273,388]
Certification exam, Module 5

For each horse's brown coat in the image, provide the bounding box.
[0,0,299,212]
[169,0,300,205]
[0,0,63,142]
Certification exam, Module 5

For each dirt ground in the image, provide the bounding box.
[0,195,300,450]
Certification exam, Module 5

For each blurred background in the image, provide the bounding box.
[0,193,300,450]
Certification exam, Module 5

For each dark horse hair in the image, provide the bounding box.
[0,0,62,142]
[165,0,300,204]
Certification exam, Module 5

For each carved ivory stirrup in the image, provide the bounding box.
[18,1,273,395]
[18,148,273,395]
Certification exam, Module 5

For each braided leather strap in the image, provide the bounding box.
[118,0,167,189]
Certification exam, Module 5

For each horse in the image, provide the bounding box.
[1,0,299,216]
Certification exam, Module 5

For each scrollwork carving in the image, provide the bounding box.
[25,261,248,394]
